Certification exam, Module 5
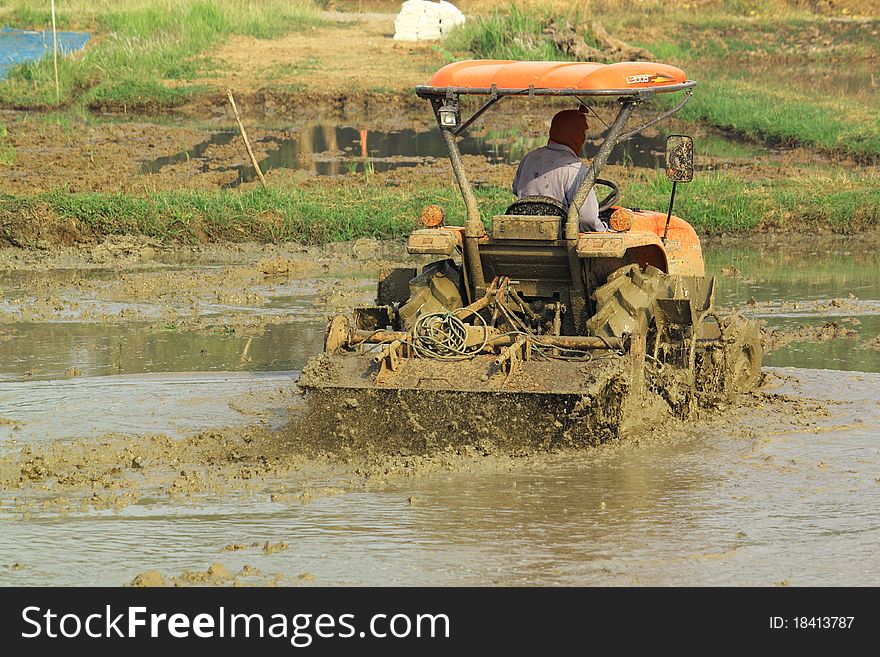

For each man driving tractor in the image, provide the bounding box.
[512,109,606,233]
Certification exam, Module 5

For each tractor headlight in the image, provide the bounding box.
[438,103,459,128]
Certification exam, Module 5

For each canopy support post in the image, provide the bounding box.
[563,99,636,333]
[432,98,486,297]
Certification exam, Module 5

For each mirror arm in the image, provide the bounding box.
[618,91,693,143]
[662,181,678,243]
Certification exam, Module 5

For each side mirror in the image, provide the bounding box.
[665,134,694,183]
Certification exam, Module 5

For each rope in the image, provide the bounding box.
[409,311,489,361]
[408,312,619,362]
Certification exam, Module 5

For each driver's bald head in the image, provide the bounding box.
[548,110,588,154]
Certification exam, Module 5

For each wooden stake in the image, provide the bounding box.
[51,0,59,103]
[226,89,267,188]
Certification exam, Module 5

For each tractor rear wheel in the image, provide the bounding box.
[586,264,667,338]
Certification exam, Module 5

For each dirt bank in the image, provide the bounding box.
[42,7,880,121]
[762,321,861,353]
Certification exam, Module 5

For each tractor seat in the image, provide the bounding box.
[504,195,565,218]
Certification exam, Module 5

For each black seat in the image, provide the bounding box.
[504,195,565,218]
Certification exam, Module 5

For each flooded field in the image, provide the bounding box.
[0,103,780,195]
[0,235,878,586]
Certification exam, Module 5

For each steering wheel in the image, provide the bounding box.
[505,179,620,216]
[504,195,565,218]
[595,178,620,213]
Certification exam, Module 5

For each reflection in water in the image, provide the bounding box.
[0,371,296,443]
[0,320,324,382]
[140,122,759,185]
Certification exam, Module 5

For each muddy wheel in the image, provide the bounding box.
[586,264,667,338]
[721,314,763,394]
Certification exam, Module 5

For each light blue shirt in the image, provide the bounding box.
[512,142,604,232]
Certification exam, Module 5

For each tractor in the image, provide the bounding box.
[298,59,762,448]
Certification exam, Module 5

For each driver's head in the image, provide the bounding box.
[548,110,589,154]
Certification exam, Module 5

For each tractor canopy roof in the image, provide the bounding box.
[416,60,694,98]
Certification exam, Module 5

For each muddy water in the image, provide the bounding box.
[707,242,880,372]
[1,238,879,586]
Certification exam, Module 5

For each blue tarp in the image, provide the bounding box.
[0,27,90,78]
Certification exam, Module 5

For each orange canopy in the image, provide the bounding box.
[419,60,691,96]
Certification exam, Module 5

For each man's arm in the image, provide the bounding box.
[567,164,605,233]
[578,188,603,233]
[512,159,523,196]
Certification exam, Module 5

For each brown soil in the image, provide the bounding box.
[0,115,206,194]
[0,105,858,206]
[0,114,287,195]
[862,335,880,350]
[154,5,879,121]
[198,14,436,98]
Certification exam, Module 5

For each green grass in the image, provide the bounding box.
[441,4,880,159]
[0,145,15,166]
[0,185,512,246]
[678,74,880,161]
[441,4,575,62]
[623,168,880,232]
[0,122,14,165]
[2,165,877,247]
[0,0,324,110]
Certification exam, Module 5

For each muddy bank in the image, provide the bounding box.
[0,239,403,326]
[0,101,854,198]
[0,236,405,271]
[762,320,860,353]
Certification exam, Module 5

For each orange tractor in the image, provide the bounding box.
[298,60,762,447]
